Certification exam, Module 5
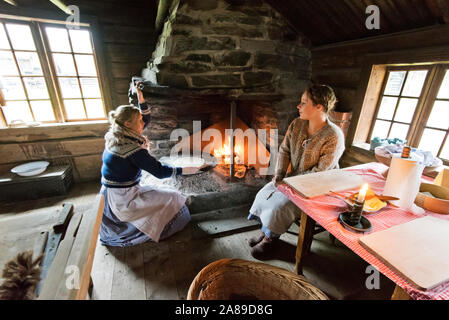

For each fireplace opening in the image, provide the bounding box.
[171,100,272,181]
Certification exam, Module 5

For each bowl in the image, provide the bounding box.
[11,161,50,177]
[415,183,449,215]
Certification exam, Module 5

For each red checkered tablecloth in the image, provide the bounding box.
[277,162,449,300]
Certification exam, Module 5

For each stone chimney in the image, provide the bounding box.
[132,0,312,158]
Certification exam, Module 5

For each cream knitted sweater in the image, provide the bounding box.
[275,117,345,179]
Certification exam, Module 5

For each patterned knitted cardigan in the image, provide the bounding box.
[275,117,345,179]
[101,102,182,188]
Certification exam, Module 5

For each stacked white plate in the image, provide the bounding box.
[11,161,50,177]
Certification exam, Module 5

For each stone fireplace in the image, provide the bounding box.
[128,0,312,217]
[130,0,312,159]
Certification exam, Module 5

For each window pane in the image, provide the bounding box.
[440,138,449,161]
[74,55,97,76]
[438,70,449,99]
[389,123,409,141]
[418,128,446,156]
[426,101,449,130]
[5,24,35,51]
[402,70,427,97]
[69,29,93,53]
[2,101,33,123]
[0,51,19,76]
[384,71,406,96]
[394,98,418,123]
[45,27,71,53]
[53,53,77,76]
[0,24,10,49]
[29,100,55,121]
[0,77,26,100]
[85,99,105,118]
[23,77,49,100]
[64,99,86,119]
[377,96,397,120]
[15,52,43,75]
[80,78,101,98]
[371,120,391,140]
[59,78,81,98]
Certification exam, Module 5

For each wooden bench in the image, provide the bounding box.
[38,194,104,300]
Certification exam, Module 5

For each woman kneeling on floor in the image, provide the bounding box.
[99,82,198,247]
[248,84,345,260]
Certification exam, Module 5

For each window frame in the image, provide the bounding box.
[0,15,108,127]
[366,63,449,164]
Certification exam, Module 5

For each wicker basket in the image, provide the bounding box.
[187,259,328,300]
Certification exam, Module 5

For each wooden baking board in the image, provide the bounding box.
[359,216,449,291]
[283,169,364,198]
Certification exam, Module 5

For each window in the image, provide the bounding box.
[368,64,449,163]
[0,17,106,127]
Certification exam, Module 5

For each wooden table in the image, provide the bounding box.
[277,162,449,300]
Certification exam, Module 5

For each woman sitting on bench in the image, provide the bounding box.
[99,82,198,247]
[248,84,345,260]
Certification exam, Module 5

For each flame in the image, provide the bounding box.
[357,183,369,202]
[214,137,244,165]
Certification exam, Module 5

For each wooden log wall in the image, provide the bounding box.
[0,0,158,182]
[311,25,449,167]
[0,123,109,182]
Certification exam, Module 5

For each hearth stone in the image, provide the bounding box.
[140,167,268,214]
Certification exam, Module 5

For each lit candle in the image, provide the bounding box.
[357,183,369,203]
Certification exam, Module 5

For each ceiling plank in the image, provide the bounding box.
[367,0,394,33]
[383,0,410,26]
[326,0,366,38]
[302,0,343,44]
[395,0,425,27]
[435,0,449,23]
[344,0,370,33]
[411,0,433,22]
[264,0,318,44]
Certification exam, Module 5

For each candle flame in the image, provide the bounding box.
[357,183,369,202]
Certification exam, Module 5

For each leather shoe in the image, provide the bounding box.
[248,231,265,247]
[250,237,279,261]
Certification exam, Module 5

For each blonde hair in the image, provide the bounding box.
[305,84,337,114]
[108,105,140,127]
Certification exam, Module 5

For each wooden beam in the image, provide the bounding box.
[3,0,17,6]
[49,0,73,15]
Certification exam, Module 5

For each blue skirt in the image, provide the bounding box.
[99,187,191,247]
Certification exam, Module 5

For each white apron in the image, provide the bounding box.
[249,181,302,235]
[107,184,186,243]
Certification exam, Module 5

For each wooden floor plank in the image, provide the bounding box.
[91,240,116,300]
[110,246,126,300]
[143,241,178,300]
[110,245,146,300]
[168,237,224,300]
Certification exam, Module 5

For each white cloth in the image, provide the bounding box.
[249,181,302,235]
[107,183,186,242]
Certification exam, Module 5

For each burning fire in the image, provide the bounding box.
[214,137,244,165]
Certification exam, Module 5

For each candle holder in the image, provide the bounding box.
[349,200,364,226]
[338,199,373,233]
